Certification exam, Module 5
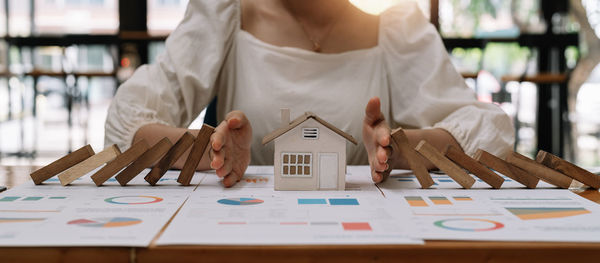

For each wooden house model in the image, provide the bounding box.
[262,109,357,190]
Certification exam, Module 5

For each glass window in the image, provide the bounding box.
[440,0,521,38]
[9,0,31,36]
[34,0,118,34]
[281,153,312,177]
[0,2,6,37]
[147,0,189,36]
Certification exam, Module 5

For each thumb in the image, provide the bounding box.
[364,97,384,125]
[225,111,249,130]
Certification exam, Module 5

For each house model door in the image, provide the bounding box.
[318,153,338,190]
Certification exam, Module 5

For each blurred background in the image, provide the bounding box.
[0,0,599,168]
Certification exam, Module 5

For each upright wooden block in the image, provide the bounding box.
[145,133,194,186]
[506,151,573,189]
[443,145,504,189]
[116,138,173,186]
[90,140,150,186]
[30,145,95,185]
[473,149,539,188]
[390,128,434,189]
[414,140,475,189]
[536,150,600,189]
[178,124,214,186]
[58,145,121,186]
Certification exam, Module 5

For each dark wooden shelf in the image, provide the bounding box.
[501,73,568,84]
[443,33,579,49]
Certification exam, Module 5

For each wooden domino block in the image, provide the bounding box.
[505,151,573,189]
[536,150,600,189]
[90,140,150,186]
[116,137,173,186]
[473,149,539,188]
[178,124,214,186]
[443,145,504,189]
[30,145,95,185]
[390,128,434,189]
[145,133,194,186]
[414,140,475,189]
[58,145,121,186]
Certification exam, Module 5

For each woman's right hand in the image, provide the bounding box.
[209,110,253,187]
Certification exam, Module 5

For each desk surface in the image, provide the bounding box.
[2,165,600,263]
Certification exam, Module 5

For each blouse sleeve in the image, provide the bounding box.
[380,2,514,158]
[104,0,239,150]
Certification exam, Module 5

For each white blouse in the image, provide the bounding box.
[105,0,514,165]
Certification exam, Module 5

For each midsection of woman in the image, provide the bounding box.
[105,0,513,186]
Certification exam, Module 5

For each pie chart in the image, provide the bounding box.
[104,196,163,205]
[67,217,142,228]
[217,198,264,206]
[434,218,504,232]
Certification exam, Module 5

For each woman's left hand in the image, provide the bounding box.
[362,97,393,183]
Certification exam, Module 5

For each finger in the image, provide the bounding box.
[210,148,226,172]
[375,125,391,147]
[373,158,388,172]
[376,145,389,164]
[225,110,249,130]
[222,172,242,188]
[371,169,383,183]
[215,156,233,178]
[211,122,229,151]
[364,97,384,125]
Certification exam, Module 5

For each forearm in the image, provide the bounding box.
[132,123,211,170]
[392,128,462,170]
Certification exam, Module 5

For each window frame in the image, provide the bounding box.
[281,152,312,178]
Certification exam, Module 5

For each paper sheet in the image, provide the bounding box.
[156,166,422,245]
[0,169,204,247]
[384,189,600,242]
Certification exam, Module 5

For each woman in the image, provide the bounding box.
[105,0,513,187]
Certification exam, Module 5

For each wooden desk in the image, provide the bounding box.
[1,165,600,263]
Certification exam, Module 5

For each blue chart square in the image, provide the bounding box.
[438,179,454,183]
[397,179,414,182]
[328,198,359,205]
[298,198,327,205]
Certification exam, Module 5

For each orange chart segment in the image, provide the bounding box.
[506,207,591,220]
[0,217,45,223]
[429,196,452,205]
[453,196,472,201]
[405,196,428,207]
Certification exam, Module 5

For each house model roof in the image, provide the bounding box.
[262,112,358,145]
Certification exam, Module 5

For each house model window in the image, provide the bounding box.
[282,153,312,177]
[302,128,319,139]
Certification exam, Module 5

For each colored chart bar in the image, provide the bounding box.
[405,196,428,207]
[0,196,20,202]
[22,197,43,201]
[297,198,327,205]
[396,179,414,182]
[438,179,454,183]
[342,222,372,231]
[505,207,590,220]
[0,217,46,223]
[328,198,359,205]
[429,196,452,205]
[453,196,473,201]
